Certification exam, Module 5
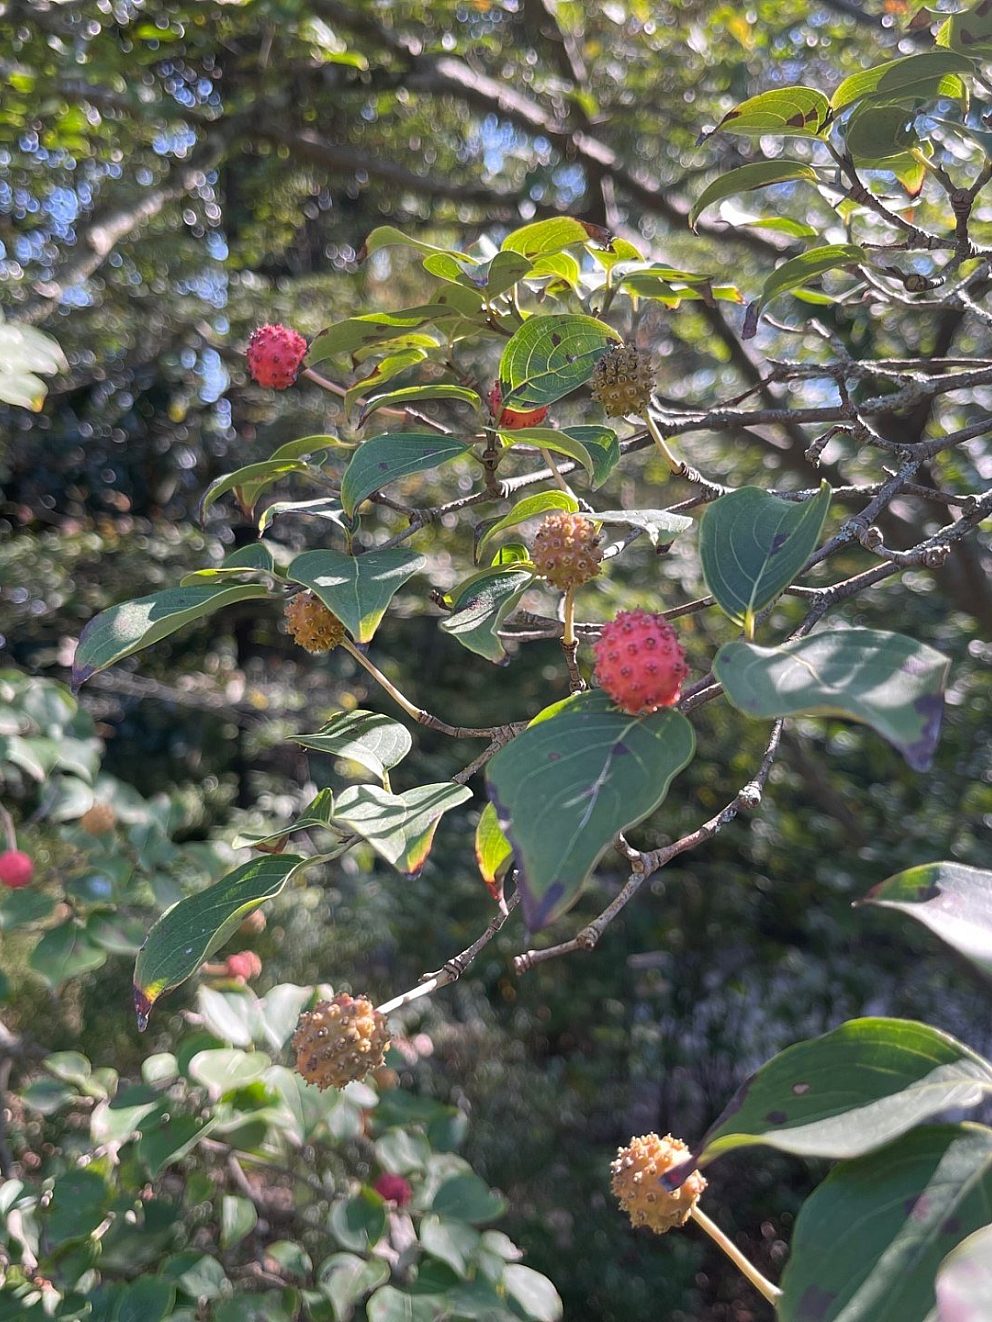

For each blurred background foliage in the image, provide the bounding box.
[2,1,991,1318]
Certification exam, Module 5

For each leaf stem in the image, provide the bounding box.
[540,446,574,495]
[643,413,683,475]
[690,1206,781,1305]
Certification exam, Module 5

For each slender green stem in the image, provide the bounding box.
[690,1206,781,1306]
[562,588,577,648]
[540,446,573,495]
[643,412,683,474]
[342,639,422,722]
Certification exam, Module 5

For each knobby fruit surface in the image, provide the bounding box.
[593,609,688,714]
[292,993,391,1091]
[611,1133,707,1233]
[532,512,603,591]
[284,592,346,654]
[590,343,655,417]
[246,323,308,390]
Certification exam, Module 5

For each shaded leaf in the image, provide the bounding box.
[288,547,425,643]
[331,782,472,874]
[498,314,621,410]
[358,384,480,425]
[440,567,535,663]
[476,490,579,562]
[486,692,695,929]
[199,459,323,521]
[499,425,596,480]
[289,710,412,785]
[714,628,950,771]
[690,160,819,230]
[308,306,454,364]
[860,862,992,978]
[743,244,866,338]
[257,496,348,535]
[831,51,974,113]
[29,921,107,987]
[340,432,472,516]
[357,227,471,263]
[133,854,306,1027]
[778,1125,992,1322]
[73,584,271,689]
[699,483,831,629]
[432,1173,507,1224]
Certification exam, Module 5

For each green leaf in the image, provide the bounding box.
[358,384,481,426]
[257,496,348,535]
[357,227,471,263]
[935,1224,992,1322]
[329,1191,387,1253]
[318,1252,390,1319]
[72,584,271,689]
[133,854,306,1027]
[366,1287,436,1322]
[595,508,694,548]
[220,1195,258,1250]
[711,86,830,138]
[308,306,454,364]
[432,1173,507,1224]
[940,1,992,55]
[287,547,426,643]
[330,782,472,875]
[339,432,472,517]
[499,425,596,480]
[188,1047,272,1097]
[685,1018,992,1169]
[699,482,831,629]
[778,1125,992,1322]
[498,314,621,410]
[87,910,146,955]
[484,250,534,297]
[845,102,917,162]
[46,1168,108,1244]
[486,692,695,929]
[0,888,55,931]
[419,1215,480,1276]
[0,316,66,411]
[714,628,950,771]
[476,490,579,562]
[475,802,513,908]
[289,710,412,784]
[565,425,620,487]
[199,459,324,521]
[860,862,992,978]
[743,244,866,338]
[504,1265,564,1322]
[690,160,819,230]
[441,566,535,663]
[501,217,610,259]
[115,1279,177,1322]
[232,788,336,850]
[831,51,974,113]
[29,921,107,987]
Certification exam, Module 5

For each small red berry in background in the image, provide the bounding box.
[593,610,688,715]
[374,1172,413,1206]
[246,324,308,390]
[0,850,34,889]
[225,951,263,982]
[488,381,549,430]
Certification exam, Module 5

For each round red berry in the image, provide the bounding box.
[373,1173,413,1206]
[0,850,34,889]
[488,381,549,430]
[593,610,688,715]
[246,324,308,390]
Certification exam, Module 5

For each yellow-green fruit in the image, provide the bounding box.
[590,344,655,417]
[610,1132,707,1234]
[284,592,346,654]
[532,512,603,590]
[292,994,391,1091]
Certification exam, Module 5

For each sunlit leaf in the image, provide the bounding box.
[287,547,426,643]
[860,862,992,978]
[498,314,621,410]
[330,782,472,874]
[339,433,472,516]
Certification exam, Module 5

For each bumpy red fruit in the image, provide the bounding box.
[593,609,687,714]
[488,382,549,430]
[284,592,346,654]
[373,1173,413,1206]
[225,951,262,982]
[590,343,655,417]
[0,850,33,889]
[246,323,308,390]
[532,512,603,591]
[292,994,391,1091]
[611,1133,707,1234]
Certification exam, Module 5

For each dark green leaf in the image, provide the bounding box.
[690,161,819,230]
[329,1191,387,1254]
[440,567,534,663]
[714,628,950,770]
[831,51,974,112]
[330,782,472,874]
[860,862,992,978]
[308,306,453,364]
[486,692,695,928]
[29,921,107,987]
[699,482,831,629]
[498,314,621,410]
[138,1115,216,1178]
[199,459,322,520]
[289,710,412,784]
[743,245,866,337]
[133,854,306,1026]
[845,103,916,162]
[432,1173,507,1224]
[73,585,271,688]
[288,547,426,643]
[0,888,55,930]
[257,496,347,535]
[115,1279,177,1322]
[485,250,534,297]
[711,87,830,138]
[687,1018,992,1168]
[46,1168,108,1243]
[358,384,480,425]
[778,1125,992,1322]
[339,432,472,516]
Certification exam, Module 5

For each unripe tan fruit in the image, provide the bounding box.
[610,1132,707,1233]
[284,592,346,654]
[590,344,656,417]
[292,994,390,1091]
[531,512,603,591]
